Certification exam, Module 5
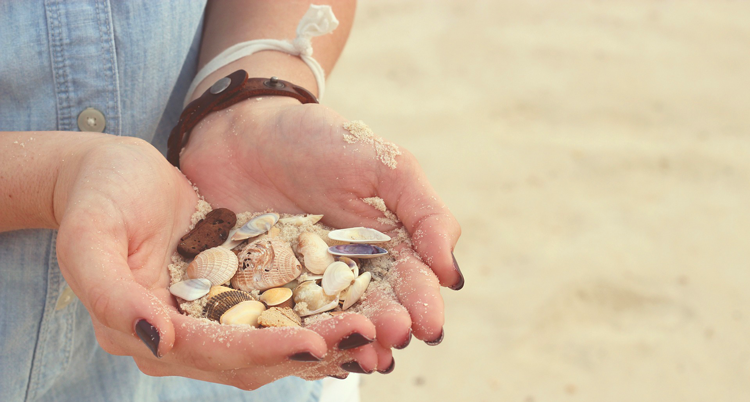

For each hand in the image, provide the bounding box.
[54,136,332,389]
[180,97,463,373]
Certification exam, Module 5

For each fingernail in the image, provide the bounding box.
[378,358,396,374]
[338,332,374,350]
[289,352,323,362]
[135,319,160,358]
[425,329,444,346]
[394,329,412,350]
[449,253,464,290]
[328,374,349,380]
[341,361,373,374]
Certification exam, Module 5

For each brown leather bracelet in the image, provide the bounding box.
[167,70,318,168]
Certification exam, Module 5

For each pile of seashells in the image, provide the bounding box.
[168,209,390,328]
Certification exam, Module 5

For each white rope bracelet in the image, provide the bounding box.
[184,4,339,107]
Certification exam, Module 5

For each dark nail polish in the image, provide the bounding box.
[289,352,323,362]
[341,361,373,374]
[449,253,464,290]
[337,332,374,350]
[328,374,349,380]
[425,329,444,346]
[135,319,160,358]
[378,358,396,374]
[394,329,412,350]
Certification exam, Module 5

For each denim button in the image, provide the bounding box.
[77,107,106,132]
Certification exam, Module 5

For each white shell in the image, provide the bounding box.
[297,232,335,274]
[328,227,391,244]
[169,278,212,301]
[232,213,280,241]
[293,281,338,316]
[279,214,323,226]
[220,300,266,326]
[342,272,371,310]
[337,256,359,277]
[321,261,356,296]
[186,247,239,286]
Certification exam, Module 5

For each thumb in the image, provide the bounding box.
[56,210,175,358]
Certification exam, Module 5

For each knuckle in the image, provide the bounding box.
[88,287,113,328]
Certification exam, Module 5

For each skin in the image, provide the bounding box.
[0,0,461,391]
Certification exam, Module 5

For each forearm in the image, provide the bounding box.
[191,0,356,101]
[0,131,105,232]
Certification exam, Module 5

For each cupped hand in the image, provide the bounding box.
[53,136,335,389]
[180,97,462,362]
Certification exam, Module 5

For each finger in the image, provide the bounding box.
[372,342,395,374]
[378,151,463,289]
[386,245,444,341]
[56,209,175,358]
[304,312,377,351]
[165,312,328,371]
[355,286,412,349]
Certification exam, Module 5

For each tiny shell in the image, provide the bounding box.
[297,232,335,274]
[260,287,294,309]
[203,290,254,321]
[169,278,211,301]
[232,239,302,291]
[321,261,355,296]
[328,244,388,259]
[293,281,338,316]
[232,213,280,241]
[187,247,239,286]
[279,214,323,226]
[220,300,266,326]
[342,272,371,310]
[328,227,391,244]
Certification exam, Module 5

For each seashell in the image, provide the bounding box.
[259,287,294,309]
[187,246,239,286]
[293,281,339,317]
[178,208,237,258]
[337,256,359,277]
[296,232,335,274]
[321,261,356,296]
[232,239,302,291]
[328,244,388,259]
[328,227,391,244]
[279,214,324,226]
[297,272,324,283]
[220,300,266,326]
[232,213,280,241]
[169,278,211,301]
[203,290,254,321]
[342,272,371,310]
[258,307,302,327]
[207,285,233,299]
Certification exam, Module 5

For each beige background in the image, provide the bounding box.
[325,1,750,401]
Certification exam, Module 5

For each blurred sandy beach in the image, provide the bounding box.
[325,1,750,401]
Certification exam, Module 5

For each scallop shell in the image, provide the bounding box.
[232,239,302,291]
[279,214,323,226]
[328,227,391,244]
[203,290,254,321]
[169,278,211,301]
[186,247,239,285]
[220,300,266,326]
[328,244,388,259]
[322,261,356,296]
[232,213,280,241]
[296,232,335,274]
[260,287,294,309]
[342,272,371,310]
[293,281,339,316]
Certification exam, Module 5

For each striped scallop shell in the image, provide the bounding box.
[186,246,239,286]
[203,290,254,322]
[231,239,302,292]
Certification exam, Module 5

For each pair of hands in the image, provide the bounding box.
[54,96,462,389]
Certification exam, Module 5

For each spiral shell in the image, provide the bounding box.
[186,247,239,286]
[297,232,335,274]
[232,239,302,291]
[203,290,254,321]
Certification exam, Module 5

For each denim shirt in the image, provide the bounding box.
[0,1,321,401]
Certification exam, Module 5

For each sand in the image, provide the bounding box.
[323,1,750,401]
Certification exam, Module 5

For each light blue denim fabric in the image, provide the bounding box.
[0,1,322,401]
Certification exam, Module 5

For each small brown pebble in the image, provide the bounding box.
[178,208,236,258]
[258,307,302,327]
